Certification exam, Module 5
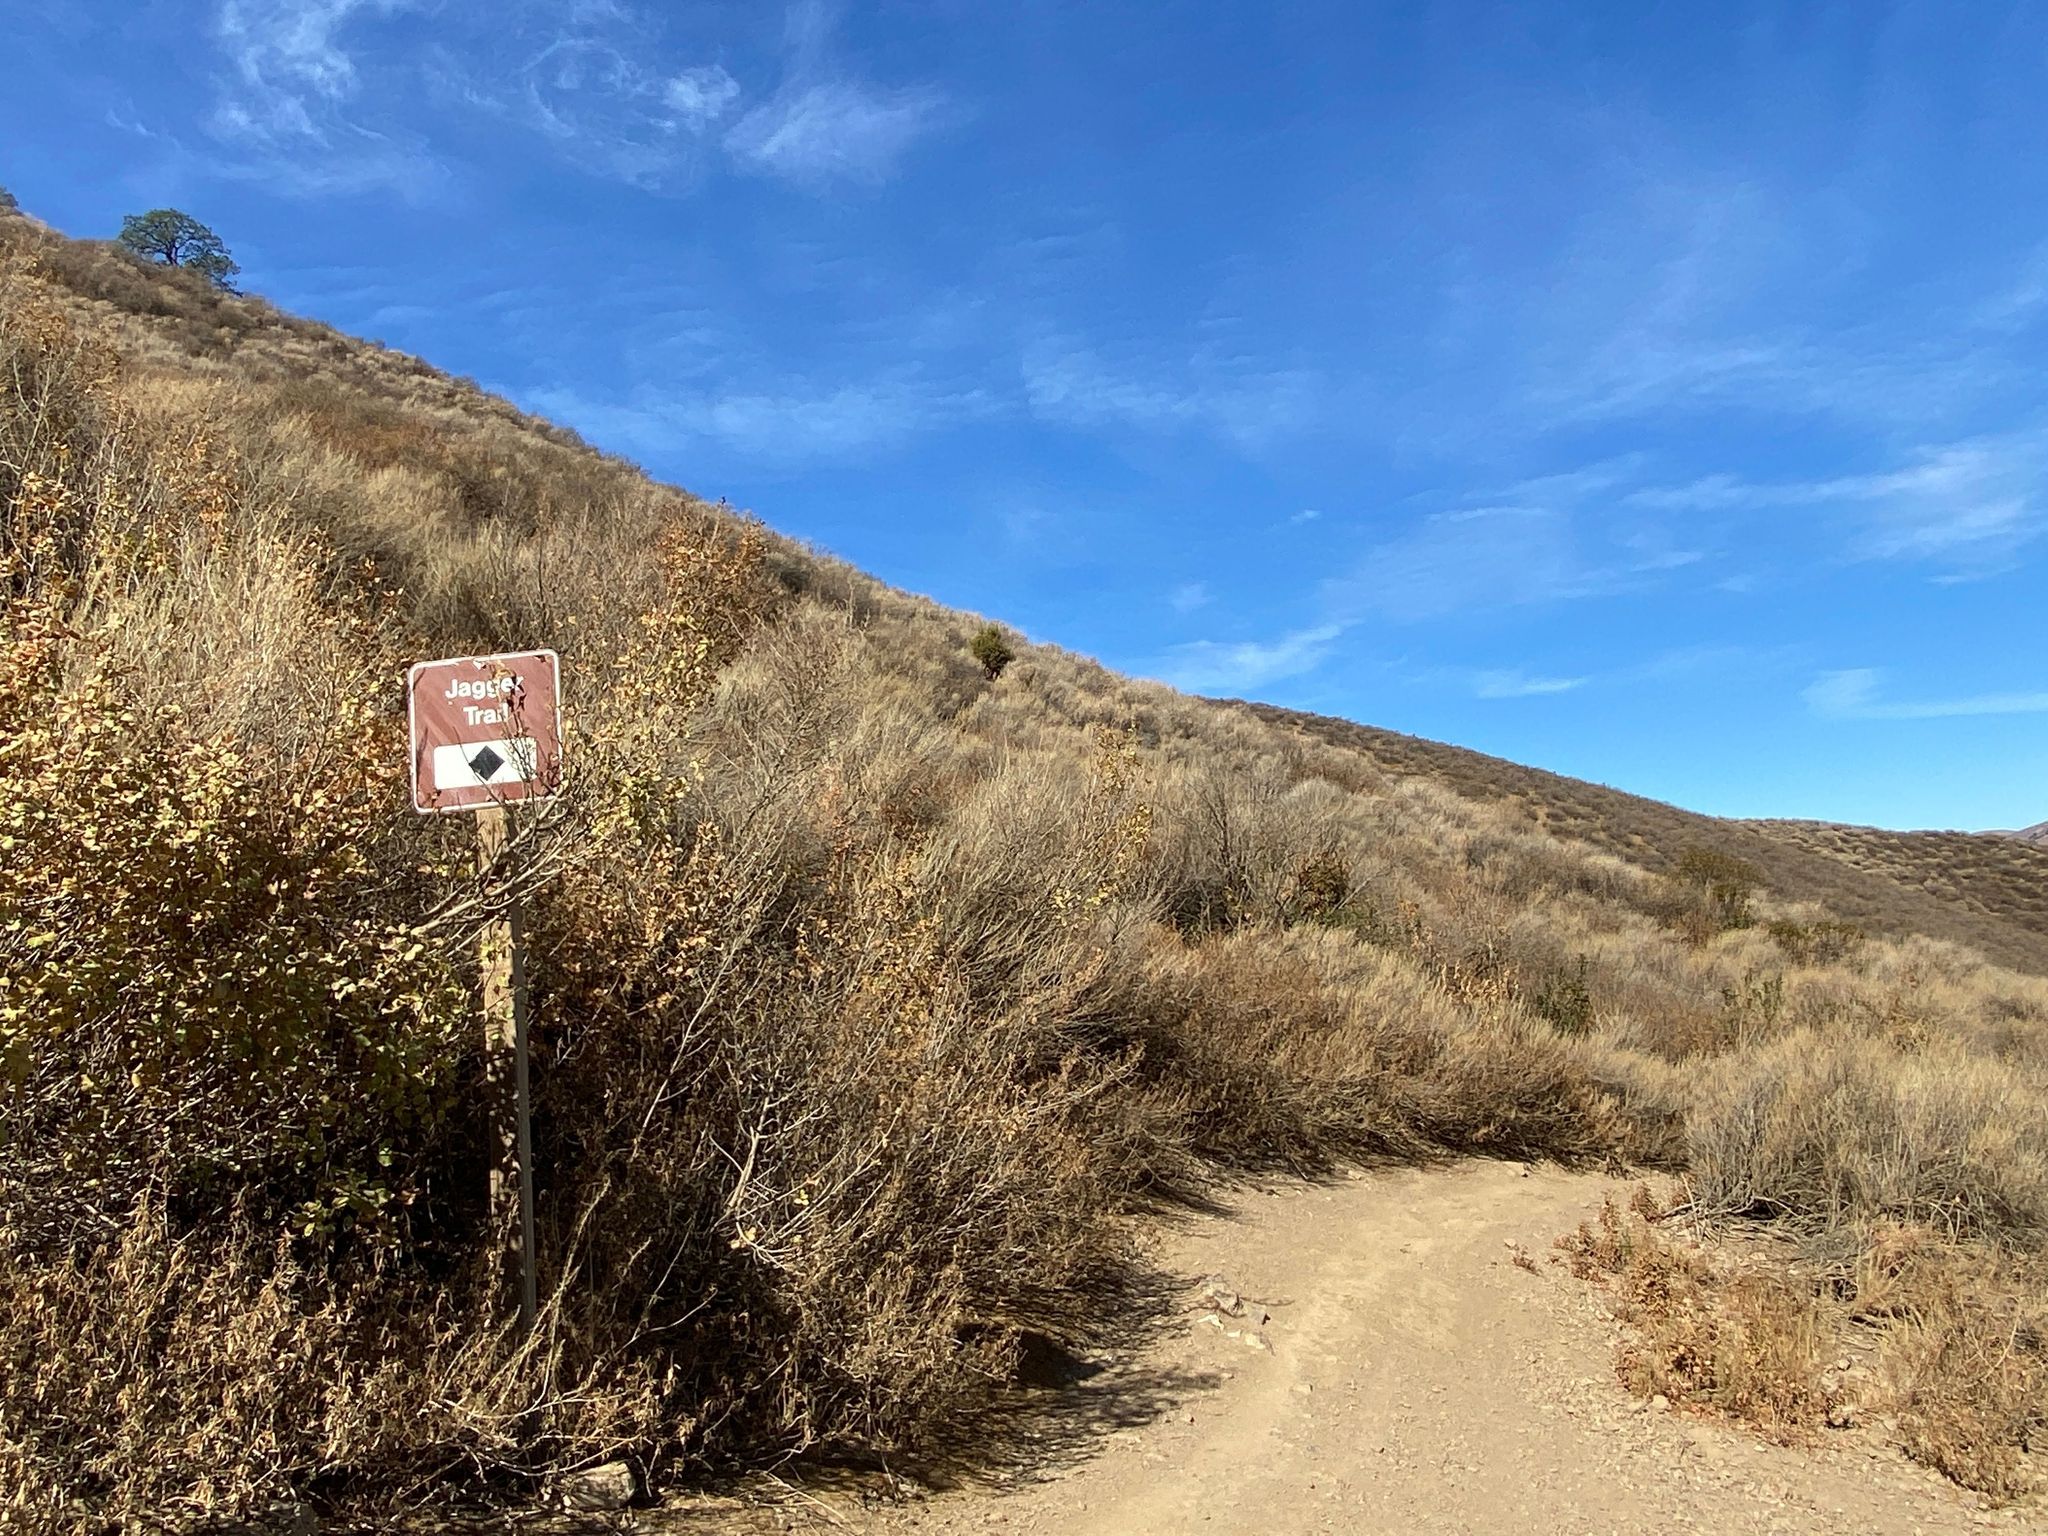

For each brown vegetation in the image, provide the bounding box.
[1246,704,2048,977]
[2,212,2043,1527]
[1562,1189,2046,1503]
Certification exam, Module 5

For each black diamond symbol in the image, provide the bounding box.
[468,746,505,780]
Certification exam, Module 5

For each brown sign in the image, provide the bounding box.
[407,649,563,814]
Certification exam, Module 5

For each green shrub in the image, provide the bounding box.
[1657,845,1766,941]
[969,622,1015,680]
[1288,851,1351,921]
[1767,918,1866,966]
[1532,955,1596,1036]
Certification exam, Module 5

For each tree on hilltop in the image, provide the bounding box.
[117,208,240,291]
[0,186,18,215]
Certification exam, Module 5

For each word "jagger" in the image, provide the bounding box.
[445,672,524,727]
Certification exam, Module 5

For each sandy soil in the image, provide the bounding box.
[653,1161,2041,1535]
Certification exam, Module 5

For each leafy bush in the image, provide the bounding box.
[1686,1030,2048,1242]
[1674,845,1764,930]
[969,622,1015,680]
[1287,851,1352,921]
[1531,954,1595,1036]
[1767,917,1866,967]
[1647,845,1766,944]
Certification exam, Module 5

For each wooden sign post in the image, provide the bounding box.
[407,649,564,1334]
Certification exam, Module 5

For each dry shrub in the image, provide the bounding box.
[1067,925,1633,1182]
[1559,1194,1832,1437]
[1687,1030,2048,1243]
[1767,917,1867,967]
[1854,1227,2047,1501]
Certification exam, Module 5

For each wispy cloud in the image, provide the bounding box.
[201,0,942,194]
[1975,242,2048,334]
[1168,581,1210,614]
[212,0,396,142]
[522,371,991,466]
[726,79,940,186]
[1805,668,2048,720]
[717,0,943,186]
[1021,341,1320,448]
[664,65,741,129]
[1472,668,1586,699]
[1324,506,1619,624]
[204,0,447,195]
[1288,508,1322,526]
[1625,431,2048,575]
[1823,440,2044,568]
[1151,622,1348,694]
[508,40,737,189]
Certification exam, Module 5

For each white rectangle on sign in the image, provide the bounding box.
[433,737,541,792]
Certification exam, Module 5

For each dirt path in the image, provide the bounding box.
[789,1162,2038,1535]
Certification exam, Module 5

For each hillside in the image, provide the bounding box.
[3,211,2044,1530]
[1240,706,2048,977]
[2000,820,2048,849]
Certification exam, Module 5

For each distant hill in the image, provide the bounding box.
[1239,704,2048,976]
[1997,820,2048,849]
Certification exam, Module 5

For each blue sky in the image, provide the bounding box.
[8,1,2047,831]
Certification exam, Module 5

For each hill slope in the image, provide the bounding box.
[4,212,2045,1529]
[1240,706,2048,976]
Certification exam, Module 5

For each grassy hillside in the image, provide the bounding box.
[1242,706,2048,977]
[3,212,2044,1529]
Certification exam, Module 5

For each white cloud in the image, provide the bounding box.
[212,0,406,143]
[1976,242,2048,333]
[1289,508,1322,525]
[1805,668,2048,720]
[1324,506,1614,624]
[203,1,943,195]
[1021,342,1319,448]
[726,80,939,186]
[522,372,991,465]
[1816,440,2043,565]
[1152,623,1348,695]
[1472,669,1586,699]
[1626,432,2048,575]
[509,40,744,188]
[1623,473,1755,512]
[202,0,450,196]
[1168,581,1210,614]
[663,65,741,128]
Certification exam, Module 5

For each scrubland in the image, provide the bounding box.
[1,215,2043,1529]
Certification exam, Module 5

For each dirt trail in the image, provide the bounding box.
[811,1162,2040,1536]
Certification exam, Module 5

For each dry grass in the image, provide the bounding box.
[3,208,2046,1526]
[1562,1191,2046,1502]
[1855,1227,2048,1501]
[1246,704,2048,977]
[1558,1190,1834,1438]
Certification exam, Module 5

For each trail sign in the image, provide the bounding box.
[407,650,563,815]
[406,648,562,1333]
